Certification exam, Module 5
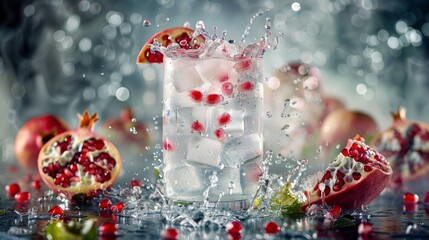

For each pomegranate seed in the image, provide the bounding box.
[5,183,20,197]
[333,184,342,192]
[364,165,373,172]
[330,205,342,218]
[130,179,143,188]
[340,148,349,157]
[214,128,226,141]
[424,192,429,205]
[234,60,252,72]
[354,135,364,142]
[403,203,418,212]
[349,149,359,160]
[403,193,419,204]
[226,221,242,234]
[218,74,229,82]
[358,222,373,236]
[191,120,204,133]
[188,90,203,102]
[99,222,117,236]
[205,94,222,105]
[221,82,234,97]
[99,198,112,210]
[238,81,255,91]
[264,221,280,234]
[352,172,361,180]
[322,171,332,181]
[336,171,345,179]
[163,139,175,151]
[218,113,231,126]
[48,205,64,217]
[111,202,125,213]
[31,180,42,190]
[15,192,30,203]
[161,228,178,239]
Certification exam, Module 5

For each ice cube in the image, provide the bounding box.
[195,58,234,83]
[171,62,204,92]
[222,133,263,167]
[164,165,206,194]
[185,136,222,167]
[212,168,243,196]
[163,135,190,168]
[176,107,208,135]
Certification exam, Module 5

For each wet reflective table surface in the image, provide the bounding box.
[1,178,429,240]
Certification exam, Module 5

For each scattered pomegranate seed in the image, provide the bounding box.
[48,205,64,217]
[221,82,234,97]
[403,192,419,204]
[205,94,222,105]
[228,233,242,240]
[15,192,30,203]
[218,113,231,126]
[424,192,429,205]
[330,205,342,218]
[99,222,117,236]
[191,120,204,133]
[214,128,226,141]
[111,202,125,213]
[226,221,242,234]
[99,198,112,210]
[403,203,418,212]
[238,81,255,91]
[264,221,280,234]
[358,222,373,236]
[129,179,143,188]
[31,180,42,190]
[188,90,203,102]
[163,139,175,151]
[161,227,178,239]
[5,183,20,197]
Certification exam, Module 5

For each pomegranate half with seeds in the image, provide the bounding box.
[371,107,429,185]
[38,111,122,199]
[302,136,392,211]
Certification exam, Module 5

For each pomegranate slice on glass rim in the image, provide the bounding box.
[38,111,122,199]
[302,136,392,211]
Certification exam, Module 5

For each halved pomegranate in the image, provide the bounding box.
[37,111,122,199]
[371,107,429,185]
[302,136,392,211]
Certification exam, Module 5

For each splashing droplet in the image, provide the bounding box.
[143,20,151,27]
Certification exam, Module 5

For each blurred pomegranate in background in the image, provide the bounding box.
[100,107,151,155]
[371,107,429,188]
[319,108,378,151]
[14,115,70,173]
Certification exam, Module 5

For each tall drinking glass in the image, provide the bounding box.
[162,54,264,207]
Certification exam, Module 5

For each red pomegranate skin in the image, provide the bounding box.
[15,115,69,172]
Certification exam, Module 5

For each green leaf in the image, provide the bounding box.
[270,182,303,216]
[333,217,356,229]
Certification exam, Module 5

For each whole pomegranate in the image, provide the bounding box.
[100,107,151,154]
[38,111,122,199]
[320,96,345,122]
[320,108,377,150]
[302,136,392,211]
[371,107,429,185]
[15,115,70,172]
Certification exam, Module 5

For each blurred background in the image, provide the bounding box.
[0,0,428,182]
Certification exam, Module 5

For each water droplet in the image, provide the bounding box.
[129,127,138,134]
[266,111,272,118]
[143,20,151,27]
[336,144,341,149]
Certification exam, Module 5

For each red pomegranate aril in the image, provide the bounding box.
[31,180,42,190]
[188,90,203,102]
[221,82,234,97]
[218,113,231,126]
[161,228,178,239]
[403,193,419,204]
[6,183,20,197]
[264,221,280,234]
[322,171,332,181]
[205,94,222,105]
[331,205,342,218]
[424,192,429,205]
[352,172,361,180]
[364,165,373,172]
[340,148,349,157]
[191,120,204,133]
[226,221,242,234]
[358,222,373,236]
[336,171,345,179]
[163,139,174,151]
[99,198,112,210]
[99,222,117,236]
[15,192,30,202]
[234,60,252,72]
[130,179,143,188]
[214,128,226,141]
[238,81,255,91]
[48,205,64,217]
[349,148,359,160]
[111,202,125,213]
[218,74,229,82]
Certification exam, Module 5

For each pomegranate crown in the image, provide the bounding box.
[78,111,98,129]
